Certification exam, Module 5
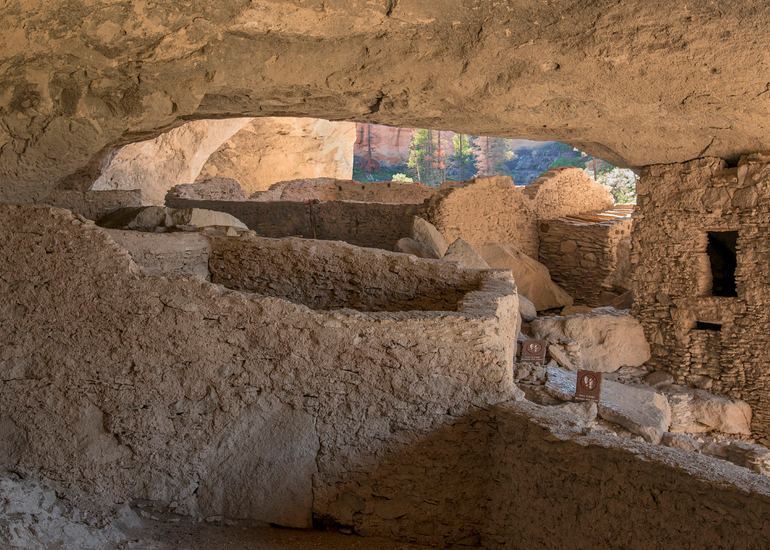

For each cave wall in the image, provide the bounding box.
[631,154,770,443]
[197,117,356,195]
[3,1,770,201]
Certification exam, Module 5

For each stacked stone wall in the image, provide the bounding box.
[631,154,770,442]
[539,211,633,306]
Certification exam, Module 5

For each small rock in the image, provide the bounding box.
[442,238,489,269]
[561,305,593,316]
[702,440,770,475]
[548,344,580,371]
[661,432,703,452]
[645,370,675,389]
[519,295,537,322]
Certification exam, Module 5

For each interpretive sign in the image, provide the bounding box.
[520,339,547,364]
[575,369,602,402]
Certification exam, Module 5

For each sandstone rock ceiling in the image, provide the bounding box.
[1,0,769,198]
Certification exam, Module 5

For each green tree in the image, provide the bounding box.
[447,133,479,181]
[476,136,512,176]
[408,129,444,186]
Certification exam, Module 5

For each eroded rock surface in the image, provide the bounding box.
[479,243,572,311]
[4,1,770,200]
[545,366,671,444]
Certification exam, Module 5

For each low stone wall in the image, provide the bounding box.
[539,207,633,306]
[0,203,518,532]
[165,197,424,250]
[250,178,435,203]
[33,189,143,220]
[209,235,481,312]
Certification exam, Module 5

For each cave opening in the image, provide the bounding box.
[706,231,738,297]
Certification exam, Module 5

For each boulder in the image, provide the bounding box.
[167,177,247,201]
[478,243,573,311]
[412,217,448,258]
[561,305,594,316]
[519,295,537,322]
[395,237,434,259]
[531,307,650,372]
[442,238,489,269]
[546,366,671,444]
[98,206,247,232]
[664,386,752,435]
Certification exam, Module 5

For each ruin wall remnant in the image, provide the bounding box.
[631,154,770,442]
[2,204,770,547]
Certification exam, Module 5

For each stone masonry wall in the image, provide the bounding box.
[539,209,633,306]
[165,196,424,251]
[631,154,770,443]
[3,204,770,547]
[209,235,481,312]
[523,167,615,220]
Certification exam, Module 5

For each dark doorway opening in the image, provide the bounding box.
[706,231,738,297]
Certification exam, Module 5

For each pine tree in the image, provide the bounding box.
[447,133,479,181]
[408,129,443,186]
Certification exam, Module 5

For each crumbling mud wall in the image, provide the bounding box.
[523,167,615,219]
[165,197,424,250]
[425,177,539,257]
[0,203,518,531]
[209,235,480,312]
[539,207,633,306]
[250,178,434,204]
[632,154,770,442]
[3,204,770,547]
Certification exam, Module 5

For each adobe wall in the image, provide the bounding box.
[209,235,480,312]
[250,178,434,204]
[425,176,540,258]
[539,208,633,306]
[165,196,424,250]
[0,203,518,531]
[631,154,770,442]
[523,167,615,219]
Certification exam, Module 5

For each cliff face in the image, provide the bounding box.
[3,1,770,200]
[198,117,356,194]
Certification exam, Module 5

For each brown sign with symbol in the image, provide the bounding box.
[520,339,547,364]
[575,370,602,402]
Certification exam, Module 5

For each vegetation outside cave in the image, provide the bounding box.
[353,123,637,204]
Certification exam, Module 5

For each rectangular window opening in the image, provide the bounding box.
[695,321,722,332]
[706,231,738,297]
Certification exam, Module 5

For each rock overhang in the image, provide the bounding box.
[3,1,770,199]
